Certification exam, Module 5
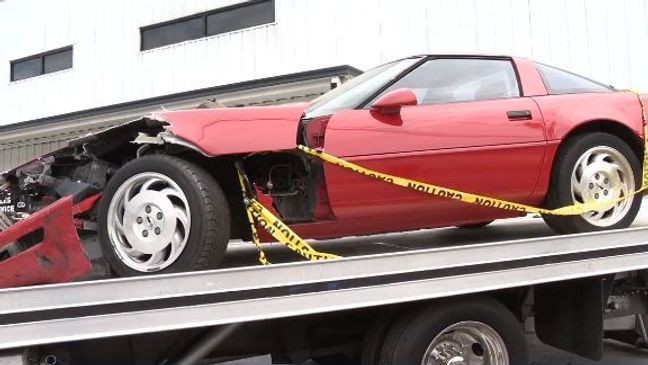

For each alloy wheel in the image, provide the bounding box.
[570,146,635,227]
[106,172,191,272]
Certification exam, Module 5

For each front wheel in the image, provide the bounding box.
[97,155,230,276]
[543,132,642,234]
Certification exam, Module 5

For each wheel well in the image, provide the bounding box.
[174,149,316,240]
[559,120,643,162]
[172,149,250,240]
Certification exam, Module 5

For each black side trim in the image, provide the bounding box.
[1,243,647,326]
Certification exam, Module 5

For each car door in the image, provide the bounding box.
[322,57,547,221]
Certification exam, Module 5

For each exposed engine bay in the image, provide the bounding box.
[0,156,113,224]
[243,152,325,223]
[0,119,163,229]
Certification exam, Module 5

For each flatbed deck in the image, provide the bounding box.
[2,219,648,351]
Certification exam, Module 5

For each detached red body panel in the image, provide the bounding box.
[0,196,94,288]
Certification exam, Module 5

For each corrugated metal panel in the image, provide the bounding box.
[3,0,648,127]
[2,0,648,170]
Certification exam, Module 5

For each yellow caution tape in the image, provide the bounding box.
[237,168,270,265]
[240,90,648,264]
[297,145,644,216]
[237,168,339,264]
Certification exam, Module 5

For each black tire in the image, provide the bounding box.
[98,155,230,277]
[543,133,642,234]
[361,311,397,365]
[456,220,494,229]
[379,297,528,365]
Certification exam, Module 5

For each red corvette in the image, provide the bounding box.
[1,55,646,278]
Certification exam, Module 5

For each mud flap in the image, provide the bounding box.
[534,275,613,360]
[0,195,96,288]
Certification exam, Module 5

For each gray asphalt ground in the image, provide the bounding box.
[218,197,648,364]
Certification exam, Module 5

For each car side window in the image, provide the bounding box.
[535,63,613,95]
[374,58,520,105]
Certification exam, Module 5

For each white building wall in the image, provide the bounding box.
[2,0,648,126]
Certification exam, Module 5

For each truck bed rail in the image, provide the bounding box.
[2,227,648,350]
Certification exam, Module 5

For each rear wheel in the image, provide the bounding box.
[378,298,527,365]
[543,133,641,234]
[98,155,230,276]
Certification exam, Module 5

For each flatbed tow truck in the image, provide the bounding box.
[2,217,648,365]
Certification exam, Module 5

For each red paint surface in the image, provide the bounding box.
[371,88,419,114]
[155,103,308,156]
[322,97,546,222]
[0,196,94,288]
[514,57,548,97]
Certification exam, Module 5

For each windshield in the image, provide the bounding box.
[304,57,421,118]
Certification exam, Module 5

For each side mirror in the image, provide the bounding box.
[371,88,418,115]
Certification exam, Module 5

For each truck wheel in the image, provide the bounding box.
[543,133,641,234]
[379,297,528,365]
[98,155,230,276]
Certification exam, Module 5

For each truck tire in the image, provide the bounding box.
[98,155,230,276]
[361,311,397,365]
[379,297,528,365]
[543,133,641,234]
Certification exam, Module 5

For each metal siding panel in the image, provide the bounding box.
[625,0,648,91]
[10,148,19,170]
[585,0,612,85]
[18,144,26,167]
[565,0,590,75]
[5,0,648,130]
[2,149,11,172]
[605,0,632,87]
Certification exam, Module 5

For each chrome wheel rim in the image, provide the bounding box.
[570,146,634,227]
[421,321,508,365]
[107,172,191,272]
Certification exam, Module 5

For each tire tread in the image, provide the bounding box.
[98,154,230,276]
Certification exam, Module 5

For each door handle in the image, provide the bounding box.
[507,110,533,121]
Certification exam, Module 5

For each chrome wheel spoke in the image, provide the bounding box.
[161,187,185,201]
[141,177,162,192]
[106,172,192,273]
[593,152,611,163]
[589,209,605,221]
[571,174,583,199]
[169,231,184,259]
[113,215,126,234]
[579,154,591,172]
[122,244,145,258]
[145,249,166,266]
[175,207,189,229]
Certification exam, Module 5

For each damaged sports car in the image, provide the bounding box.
[1,55,646,280]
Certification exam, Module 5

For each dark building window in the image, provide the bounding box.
[141,0,275,51]
[10,46,73,82]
